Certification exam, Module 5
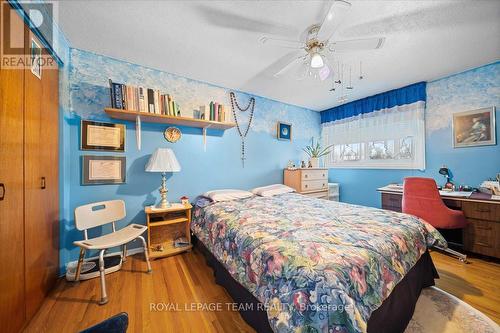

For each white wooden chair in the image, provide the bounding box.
[74,200,152,305]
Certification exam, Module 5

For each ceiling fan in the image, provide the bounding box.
[259,0,385,81]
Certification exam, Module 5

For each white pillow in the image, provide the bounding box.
[251,184,295,197]
[203,189,254,202]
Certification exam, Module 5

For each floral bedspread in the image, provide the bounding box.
[191,193,446,333]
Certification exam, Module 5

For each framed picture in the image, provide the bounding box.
[82,155,126,185]
[30,39,42,79]
[277,122,292,141]
[452,107,496,148]
[81,120,125,151]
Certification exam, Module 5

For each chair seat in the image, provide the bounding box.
[74,224,147,250]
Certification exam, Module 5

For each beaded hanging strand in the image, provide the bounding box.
[229,92,255,167]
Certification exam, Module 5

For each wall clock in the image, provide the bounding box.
[164,127,181,143]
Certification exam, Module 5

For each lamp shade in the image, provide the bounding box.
[145,148,181,172]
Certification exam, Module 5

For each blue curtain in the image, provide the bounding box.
[320,82,427,124]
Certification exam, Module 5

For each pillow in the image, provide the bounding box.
[203,189,254,202]
[251,184,295,197]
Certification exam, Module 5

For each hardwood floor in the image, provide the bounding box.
[25,249,500,332]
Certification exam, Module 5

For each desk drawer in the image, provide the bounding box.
[301,180,328,192]
[381,193,402,211]
[463,202,500,222]
[464,219,500,258]
[301,169,327,181]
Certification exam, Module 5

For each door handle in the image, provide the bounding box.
[41,177,46,189]
[0,183,4,200]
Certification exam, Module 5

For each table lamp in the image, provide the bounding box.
[145,148,181,208]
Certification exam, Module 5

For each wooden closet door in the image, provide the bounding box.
[0,8,26,333]
[23,29,59,320]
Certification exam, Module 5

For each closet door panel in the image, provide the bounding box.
[23,30,59,320]
[0,8,26,333]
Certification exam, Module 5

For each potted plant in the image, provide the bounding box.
[303,138,333,168]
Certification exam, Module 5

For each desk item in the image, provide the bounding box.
[480,180,500,195]
[284,168,329,199]
[438,165,454,189]
[378,183,500,259]
[492,195,500,201]
[145,203,192,259]
[73,200,151,304]
[439,190,472,198]
[145,148,181,208]
[402,177,467,262]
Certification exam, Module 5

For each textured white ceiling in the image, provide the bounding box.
[58,0,500,111]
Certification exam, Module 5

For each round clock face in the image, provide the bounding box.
[164,127,181,143]
[281,127,288,136]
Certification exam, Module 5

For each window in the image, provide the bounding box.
[321,101,426,169]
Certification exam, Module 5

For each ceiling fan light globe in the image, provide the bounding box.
[310,53,324,68]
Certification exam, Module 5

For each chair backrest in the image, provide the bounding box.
[74,200,126,231]
[402,177,449,225]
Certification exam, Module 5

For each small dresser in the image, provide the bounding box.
[284,168,329,199]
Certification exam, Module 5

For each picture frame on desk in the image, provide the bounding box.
[452,107,496,148]
[81,120,125,152]
[81,155,126,185]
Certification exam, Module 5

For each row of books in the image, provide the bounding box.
[208,101,226,122]
[109,79,180,116]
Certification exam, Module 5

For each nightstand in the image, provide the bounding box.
[284,168,329,199]
[145,203,192,259]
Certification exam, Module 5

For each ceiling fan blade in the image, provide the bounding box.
[260,36,305,49]
[195,5,298,36]
[316,0,352,41]
[274,54,308,77]
[328,37,385,52]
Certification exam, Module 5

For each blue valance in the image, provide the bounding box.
[321,82,427,124]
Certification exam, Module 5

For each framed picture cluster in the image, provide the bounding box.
[80,120,126,185]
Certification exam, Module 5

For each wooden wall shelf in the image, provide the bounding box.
[104,108,235,130]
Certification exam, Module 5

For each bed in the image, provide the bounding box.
[191,192,446,333]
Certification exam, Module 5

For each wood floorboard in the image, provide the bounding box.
[24,249,500,332]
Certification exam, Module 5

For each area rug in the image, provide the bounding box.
[405,286,500,333]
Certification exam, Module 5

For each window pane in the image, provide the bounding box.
[368,140,394,159]
[397,137,413,159]
[340,143,361,161]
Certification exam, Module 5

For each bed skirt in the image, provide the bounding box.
[194,236,439,333]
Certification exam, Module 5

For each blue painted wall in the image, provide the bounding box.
[327,62,500,208]
[59,48,320,272]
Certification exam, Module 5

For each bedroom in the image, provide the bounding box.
[0,0,499,332]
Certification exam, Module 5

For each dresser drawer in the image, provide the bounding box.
[301,169,327,181]
[462,202,500,222]
[464,219,500,258]
[301,180,328,192]
[303,190,329,199]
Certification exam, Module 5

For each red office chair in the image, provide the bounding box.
[402,177,468,262]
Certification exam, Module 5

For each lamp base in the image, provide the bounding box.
[157,172,170,209]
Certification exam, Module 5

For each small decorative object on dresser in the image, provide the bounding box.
[145,203,192,259]
[303,137,333,168]
[277,122,292,141]
[284,168,329,199]
[145,148,181,208]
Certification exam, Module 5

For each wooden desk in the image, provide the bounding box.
[378,186,500,258]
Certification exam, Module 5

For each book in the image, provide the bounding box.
[138,86,146,112]
[147,89,154,113]
[109,79,124,109]
[214,102,219,122]
[154,90,160,115]
[165,94,170,115]
[209,101,214,121]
